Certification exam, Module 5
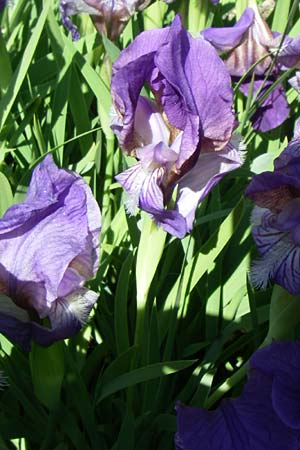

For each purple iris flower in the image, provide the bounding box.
[60,0,151,40]
[289,71,300,93]
[245,139,300,295]
[0,155,101,351]
[202,3,300,132]
[0,0,6,11]
[176,341,300,450]
[112,15,243,238]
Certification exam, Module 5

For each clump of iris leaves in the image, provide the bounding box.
[0,0,300,449]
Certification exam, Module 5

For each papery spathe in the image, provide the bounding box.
[60,0,151,40]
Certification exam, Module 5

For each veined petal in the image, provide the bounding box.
[250,207,300,294]
[116,163,147,214]
[274,139,300,172]
[0,155,101,319]
[139,167,187,238]
[294,117,300,140]
[49,287,98,330]
[72,177,101,279]
[111,26,170,152]
[87,0,151,39]
[154,16,235,164]
[276,35,300,69]
[288,72,300,93]
[28,288,98,348]
[0,154,78,235]
[202,7,254,52]
[0,182,88,317]
[60,0,99,16]
[0,288,98,350]
[239,79,289,132]
[245,172,296,211]
[139,166,165,213]
[176,141,243,232]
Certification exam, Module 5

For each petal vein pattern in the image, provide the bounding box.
[112,15,242,238]
[0,155,101,350]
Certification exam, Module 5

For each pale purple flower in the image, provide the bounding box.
[0,155,101,351]
[289,71,300,93]
[202,3,300,132]
[245,139,300,294]
[176,341,300,450]
[112,15,243,238]
[60,0,151,40]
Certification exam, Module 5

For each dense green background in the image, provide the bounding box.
[0,0,300,448]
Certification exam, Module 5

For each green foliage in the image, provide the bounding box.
[0,0,299,449]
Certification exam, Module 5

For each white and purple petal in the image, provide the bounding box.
[250,207,300,294]
[60,0,151,40]
[176,139,243,233]
[289,71,300,93]
[111,26,170,151]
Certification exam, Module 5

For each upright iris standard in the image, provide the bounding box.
[112,15,243,238]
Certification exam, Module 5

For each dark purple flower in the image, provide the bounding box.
[0,155,101,351]
[202,3,300,132]
[176,341,300,450]
[0,0,6,11]
[60,0,151,41]
[245,139,300,294]
[112,16,243,238]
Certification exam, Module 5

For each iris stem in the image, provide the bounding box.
[188,0,209,33]
[143,1,167,30]
[134,215,166,354]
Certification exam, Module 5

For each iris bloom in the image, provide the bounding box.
[0,155,101,351]
[176,341,300,450]
[202,1,300,132]
[0,0,6,10]
[60,0,151,40]
[112,15,243,238]
[245,139,300,295]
